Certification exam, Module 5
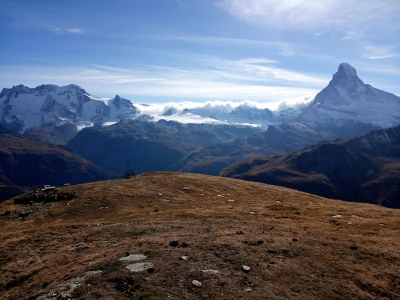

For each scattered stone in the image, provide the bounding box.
[158,193,163,196]
[242,265,251,273]
[248,212,257,215]
[162,199,170,202]
[180,256,189,260]
[192,280,202,287]
[36,271,102,300]
[332,215,342,218]
[236,230,244,235]
[244,287,254,292]
[183,187,190,190]
[217,195,223,197]
[275,200,281,203]
[181,242,189,248]
[98,206,109,210]
[125,262,154,273]
[119,254,147,262]
[200,269,219,274]
[349,245,358,251]
[292,238,298,242]
[228,199,235,202]
[169,240,179,247]
[154,208,159,213]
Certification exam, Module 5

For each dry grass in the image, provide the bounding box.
[0,172,399,299]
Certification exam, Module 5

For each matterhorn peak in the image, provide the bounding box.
[330,62,363,88]
[337,63,357,77]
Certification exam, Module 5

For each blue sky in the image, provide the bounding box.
[1,0,399,104]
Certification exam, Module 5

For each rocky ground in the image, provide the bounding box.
[0,172,399,299]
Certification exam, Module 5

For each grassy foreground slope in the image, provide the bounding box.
[0,172,399,299]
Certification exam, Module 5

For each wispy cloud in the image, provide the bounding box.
[219,0,400,37]
[158,35,299,57]
[66,28,85,34]
[363,44,398,60]
[0,60,323,102]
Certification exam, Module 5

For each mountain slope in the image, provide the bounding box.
[0,128,113,201]
[173,123,331,175]
[221,125,400,208]
[23,122,79,145]
[1,172,399,299]
[67,119,260,174]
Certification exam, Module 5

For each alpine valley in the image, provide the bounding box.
[1,63,400,206]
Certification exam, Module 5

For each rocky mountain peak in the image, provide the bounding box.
[330,62,364,88]
[337,63,357,77]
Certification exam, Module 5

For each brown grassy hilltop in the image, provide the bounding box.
[0,172,399,299]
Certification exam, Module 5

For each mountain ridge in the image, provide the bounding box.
[220,125,400,208]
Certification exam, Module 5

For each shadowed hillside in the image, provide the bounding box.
[0,128,113,201]
[221,126,400,208]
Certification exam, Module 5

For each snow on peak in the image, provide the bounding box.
[0,84,140,132]
[298,63,400,128]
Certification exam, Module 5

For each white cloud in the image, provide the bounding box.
[160,35,298,56]
[136,97,314,119]
[67,28,85,34]
[219,0,400,35]
[0,62,321,103]
[363,44,398,60]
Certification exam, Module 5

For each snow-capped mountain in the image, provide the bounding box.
[1,63,399,134]
[0,84,139,132]
[170,105,278,126]
[297,63,400,128]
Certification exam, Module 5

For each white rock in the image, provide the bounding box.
[180,256,189,260]
[332,215,342,218]
[200,269,219,274]
[242,265,251,272]
[244,287,254,292]
[192,280,202,287]
[248,212,257,215]
[183,187,190,190]
[119,254,147,262]
[125,262,154,272]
